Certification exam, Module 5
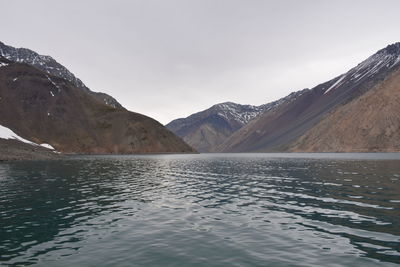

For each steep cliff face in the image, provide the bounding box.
[0,41,123,109]
[166,91,305,152]
[0,57,195,154]
[219,42,400,152]
[289,67,400,152]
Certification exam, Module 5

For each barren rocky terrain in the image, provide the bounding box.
[289,68,400,152]
[0,139,61,161]
[0,56,195,154]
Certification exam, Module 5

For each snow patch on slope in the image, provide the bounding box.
[215,102,268,125]
[214,90,307,125]
[324,75,346,94]
[46,75,61,92]
[324,43,400,94]
[0,124,35,144]
[0,124,56,151]
[1,41,122,109]
[40,143,56,150]
[0,42,85,89]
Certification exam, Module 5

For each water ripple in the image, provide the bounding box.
[0,154,399,266]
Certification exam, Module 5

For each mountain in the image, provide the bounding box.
[0,56,195,154]
[0,41,123,109]
[166,102,267,152]
[166,91,305,152]
[219,42,400,152]
[288,56,400,152]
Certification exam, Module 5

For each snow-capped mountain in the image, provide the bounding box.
[0,55,195,154]
[0,41,123,109]
[219,42,400,152]
[213,91,307,126]
[167,42,400,153]
[324,42,400,95]
[211,102,267,125]
[166,90,306,152]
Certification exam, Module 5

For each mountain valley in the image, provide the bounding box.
[168,43,400,153]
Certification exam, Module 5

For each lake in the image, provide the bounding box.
[1,153,399,266]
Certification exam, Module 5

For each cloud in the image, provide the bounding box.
[1,0,400,124]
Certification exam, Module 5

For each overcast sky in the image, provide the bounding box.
[1,0,400,124]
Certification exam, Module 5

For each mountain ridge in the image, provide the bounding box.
[218,42,400,152]
[167,42,400,153]
[289,66,400,152]
[166,90,307,152]
[0,41,123,109]
[0,55,195,154]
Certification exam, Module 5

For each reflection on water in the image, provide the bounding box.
[0,153,399,266]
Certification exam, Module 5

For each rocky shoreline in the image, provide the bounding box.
[0,139,61,161]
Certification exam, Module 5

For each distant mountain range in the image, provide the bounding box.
[168,42,400,152]
[0,42,195,156]
[166,90,307,152]
[2,40,399,156]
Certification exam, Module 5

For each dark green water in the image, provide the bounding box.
[0,153,399,266]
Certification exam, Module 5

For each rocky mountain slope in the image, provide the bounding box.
[218,42,400,152]
[0,56,195,154]
[0,41,122,109]
[166,92,305,152]
[289,66,400,152]
[0,139,60,161]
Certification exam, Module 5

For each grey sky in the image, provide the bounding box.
[1,0,400,124]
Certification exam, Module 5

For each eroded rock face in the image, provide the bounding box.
[0,57,195,154]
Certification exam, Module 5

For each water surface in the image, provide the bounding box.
[1,153,399,266]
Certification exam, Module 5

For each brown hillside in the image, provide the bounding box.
[0,58,195,154]
[289,68,400,152]
[218,43,400,152]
